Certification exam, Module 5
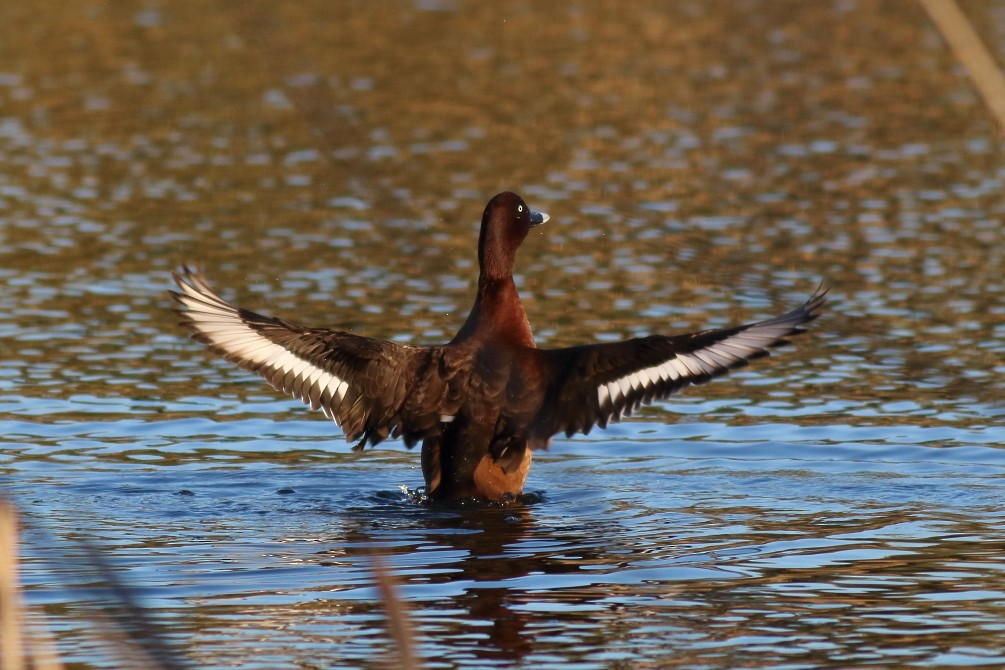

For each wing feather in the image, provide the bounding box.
[169,266,434,448]
[530,288,827,439]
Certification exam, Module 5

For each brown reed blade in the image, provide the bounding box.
[920,0,1005,131]
[371,552,422,670]
[0,501,25,670]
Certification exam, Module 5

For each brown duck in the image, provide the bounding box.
[170,192,825,500]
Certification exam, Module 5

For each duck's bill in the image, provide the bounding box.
[530,210,549,226]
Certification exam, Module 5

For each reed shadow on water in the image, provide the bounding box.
[0,496,427,670]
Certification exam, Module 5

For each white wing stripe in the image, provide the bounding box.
[598,383,611,407]
[307,366,327,390]
[286,356,313,380]
[669,357,692,378]
[692,350,723,369]
[272,351,305,377]
[643,365,661,386]
[595,317,805,412]
[305,367,329,405]
[325,375,345,404]
[189,322,240,334]
[682,354,709,376]
[610,381,623,404]
[211,332,285,365]
[176,295,231,314]
[709,349,740,366]
[712,341,758,357]
[177,282,350,422]
[202,334,274,354]
[260,345,294,368]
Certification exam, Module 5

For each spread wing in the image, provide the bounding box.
[529,288,827,439]
[169,266,439,448]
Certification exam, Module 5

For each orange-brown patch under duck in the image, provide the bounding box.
[170,192,826,501]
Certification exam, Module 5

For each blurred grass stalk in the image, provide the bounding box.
[0,500,178,670]
[920,0,1005,131]
[0,501,63,670]
[0,500,23,670]
[371,552,423,670]
[2,501,420,669]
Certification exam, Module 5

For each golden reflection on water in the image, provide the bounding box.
[4,0,1005,667]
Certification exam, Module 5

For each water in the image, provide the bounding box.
[4,0,1005,667]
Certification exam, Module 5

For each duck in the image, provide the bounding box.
[170,192,825,501]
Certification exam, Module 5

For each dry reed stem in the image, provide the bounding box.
[920,0,1005,131]
[1,501,25,670]
[371,552,422,669]
[0,502,65,670]
[19,623,64,670]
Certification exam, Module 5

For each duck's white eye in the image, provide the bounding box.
[518,205,524,212]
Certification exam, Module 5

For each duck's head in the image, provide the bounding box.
[478,192,549,280]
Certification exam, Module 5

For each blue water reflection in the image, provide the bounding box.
[5,0,1005,666]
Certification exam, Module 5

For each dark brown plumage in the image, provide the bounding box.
[170,192,826,500]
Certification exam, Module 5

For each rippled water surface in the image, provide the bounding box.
[4,1,1005,668]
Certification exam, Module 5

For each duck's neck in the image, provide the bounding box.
[451,276,535,348]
